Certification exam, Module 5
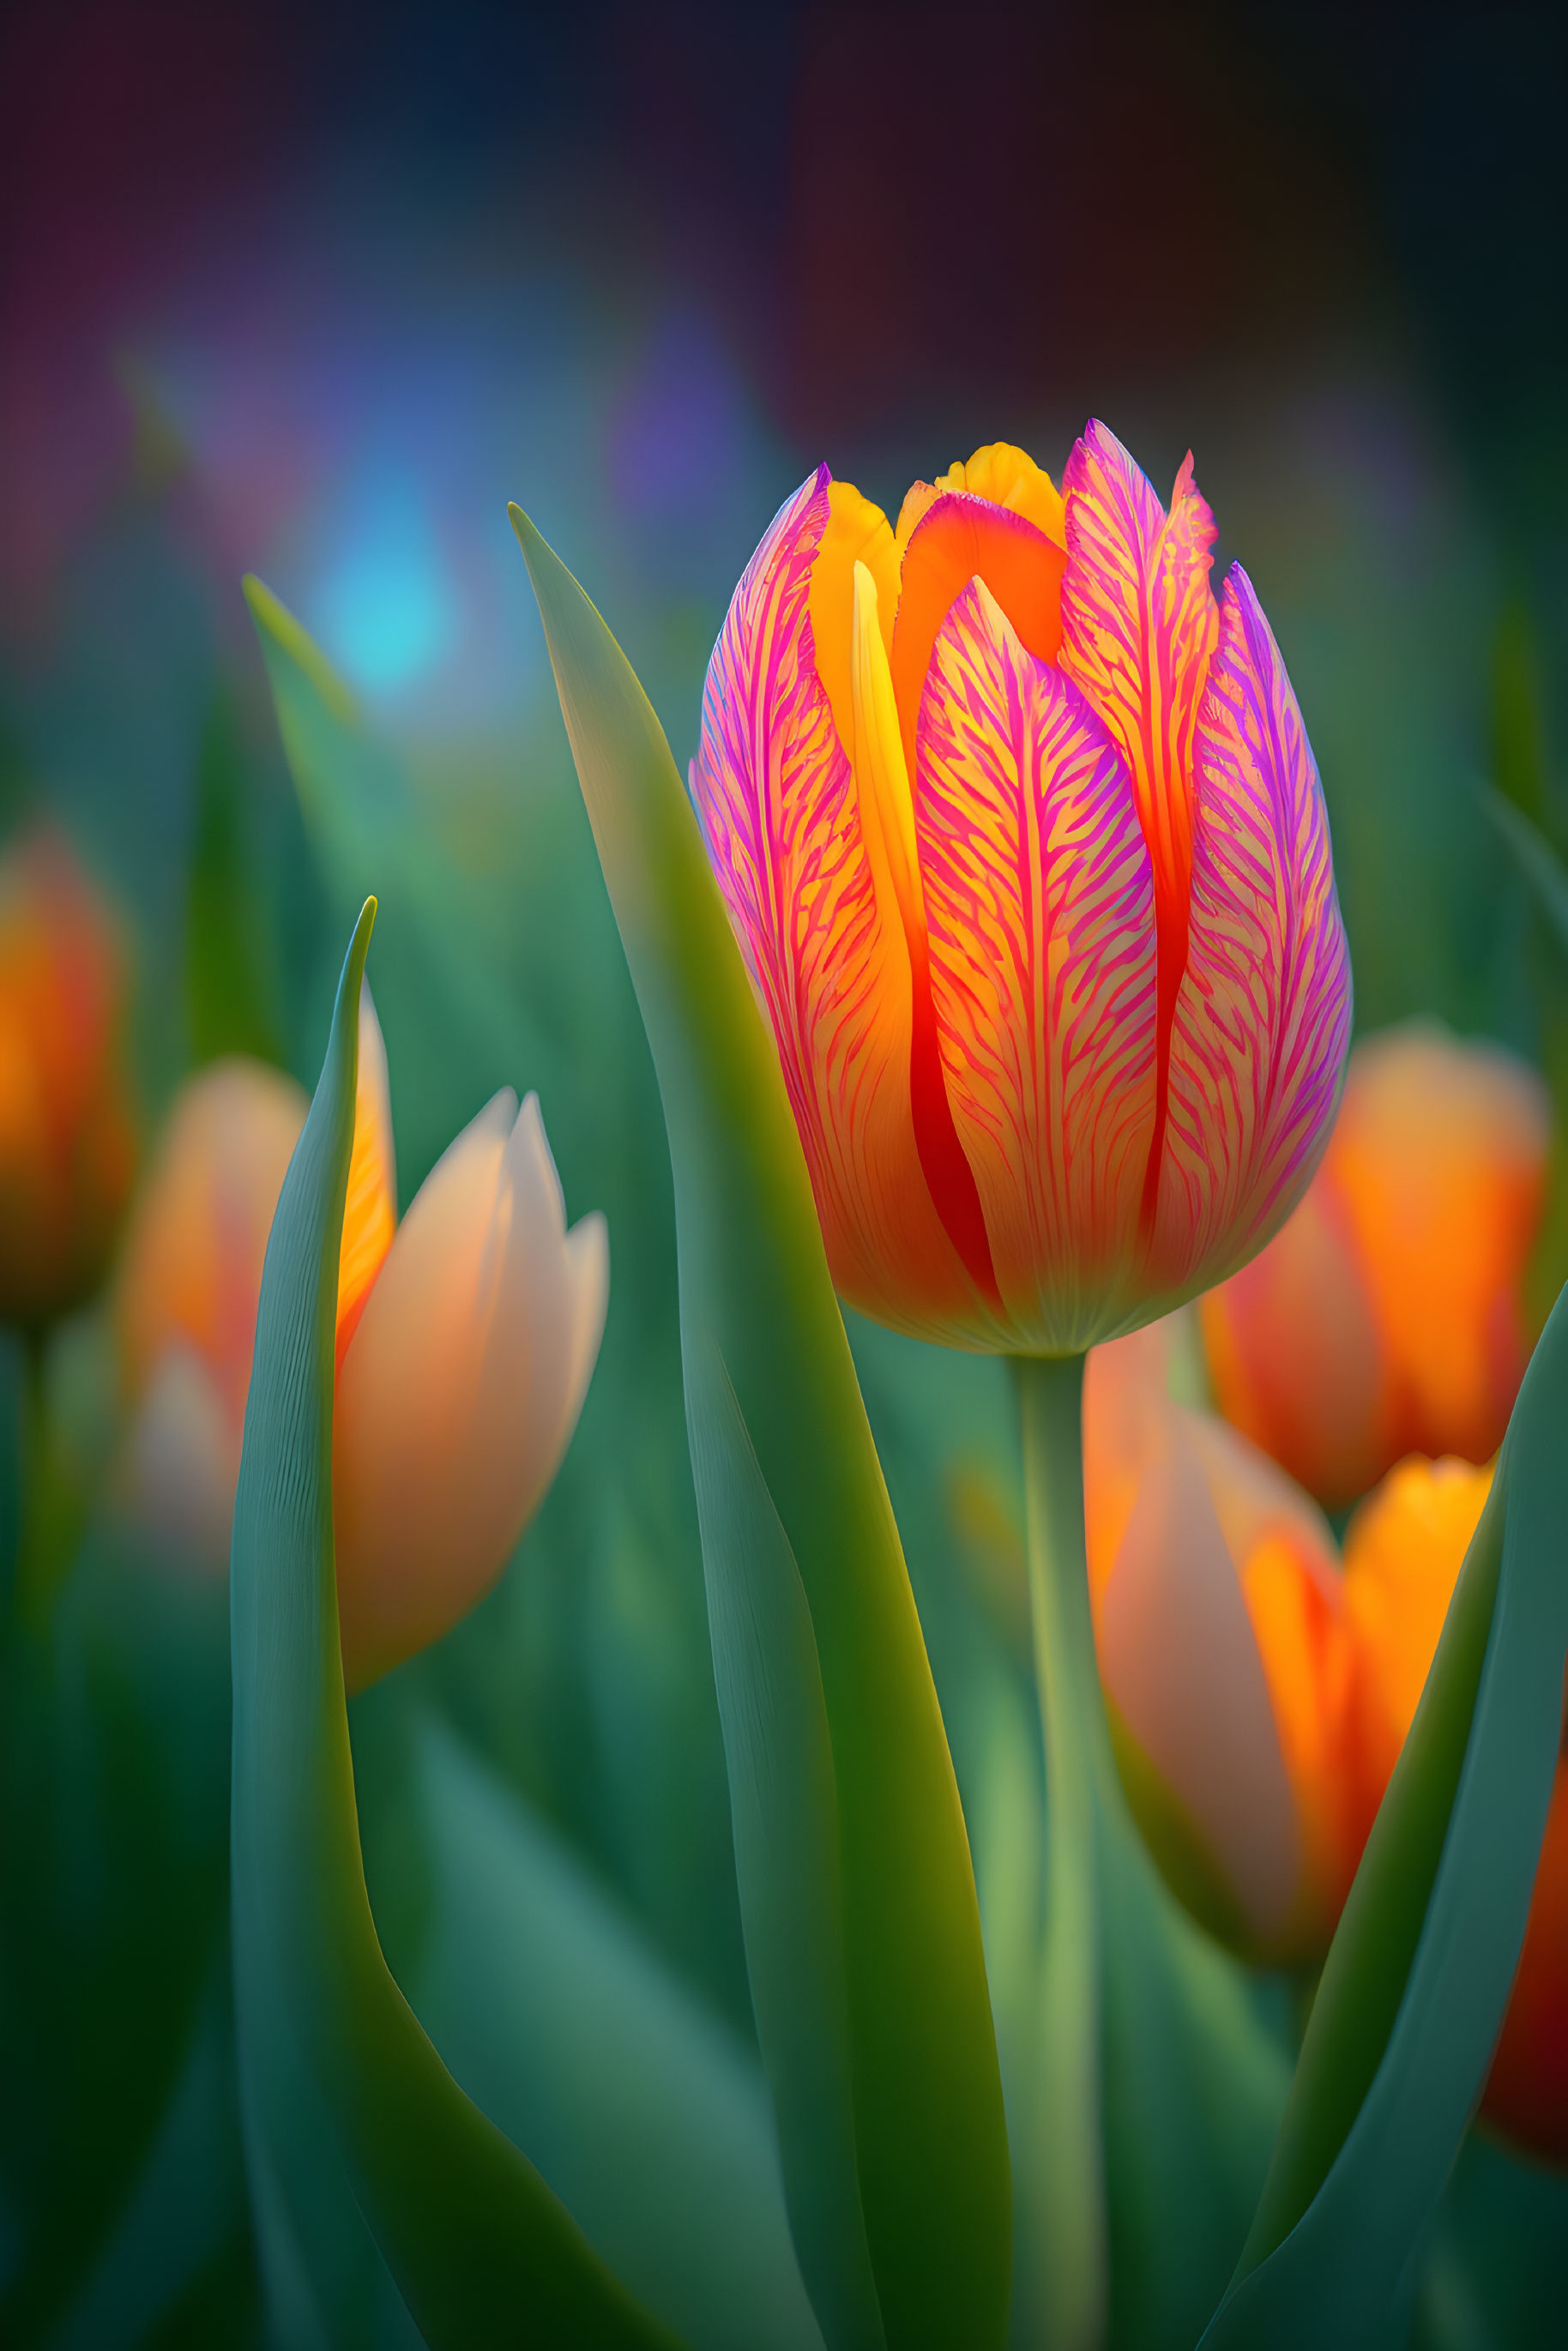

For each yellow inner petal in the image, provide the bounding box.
[850,558,926,945]
[807,479,900,768]
[336,984,398,1368]
[894,440,1065,561]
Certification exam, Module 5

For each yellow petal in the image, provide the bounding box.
[850,557,926,944]
[805,478,899,768]
[335,979,398,1368]
[334,1090,607,1690]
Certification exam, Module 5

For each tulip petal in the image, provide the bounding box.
[914,578,1157,1347]
[1058,422,1219,1203]
[335,1089,606,1690]
[1156,564,1352,1293]
[691,466,987,1340]
[335,980,398,1369]
[1099,1431,1302,1945]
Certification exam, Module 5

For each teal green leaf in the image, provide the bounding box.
[229,895,679,2351]
[1483,785,1568,951]
[1203,1281,1568,2348]
[400,1714,823,2351]
[510,506,1012,2351]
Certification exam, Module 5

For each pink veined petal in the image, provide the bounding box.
[1059,420,1221,1221]
[914,579,1159,1350]
[1154,563,1353,1293]
[691,467,992,1341]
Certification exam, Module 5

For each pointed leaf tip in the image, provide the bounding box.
[243,573,358,725]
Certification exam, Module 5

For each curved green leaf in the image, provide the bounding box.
[401,1715,823,2351]
[1203,1281,1568,2348]
[510,507,1012,2351]
[1483,785,1568,949]
[229,896,679,2350]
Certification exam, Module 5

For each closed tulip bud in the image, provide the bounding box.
[115,988,606,1687]
[0,826,136,1327]
[1202,1025,1549,1506]
[1085,1320,1361,1962]
[693,428,1350,1352]
[1340,1456,1568,2165]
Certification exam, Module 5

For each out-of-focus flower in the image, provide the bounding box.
[1201,1024,1550,1507]
[0,827,136,1327]
[692,427,1350,1353]
[116,989,607,1686]
[1339,1456,1567,2165]
[1084,1320,1364,1962]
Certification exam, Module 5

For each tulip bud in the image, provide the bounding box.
[115,1058,310,1567]
[114,991,607,1685]
[0,827,136,1327]
[334,1088,607,1690]
[1085,1321,1360,1962]
[1202,1024,1549,1507]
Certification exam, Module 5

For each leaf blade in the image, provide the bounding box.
[510,505,1013,2351]
[229,896,680,2351]
[1202,1284,1568,2347]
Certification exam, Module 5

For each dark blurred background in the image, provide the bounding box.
[3,4,1568,2342]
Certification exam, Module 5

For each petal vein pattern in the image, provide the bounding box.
[1059,421,1219,1220]
[691,467,984,1336]
[916,580,1157,1349]
[1157,564,1352,1290]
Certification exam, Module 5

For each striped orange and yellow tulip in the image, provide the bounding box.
[692,428,1352,1352]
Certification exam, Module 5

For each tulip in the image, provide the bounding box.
[691,426,1351,1352]
[116,988,607,1685]
[1339,1456,1568,2165]
[1201,1023,1550,1506]
[1083,1318,1364,1962]
[0,826,136,1327]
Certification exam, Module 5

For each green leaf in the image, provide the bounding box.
[229,896,679,2350]
[510,507,1012,2351]
[1202,1281,1568,2348]
[1483,784,1568,953]
[400,1714,823,2351]
[184,687,285,1068]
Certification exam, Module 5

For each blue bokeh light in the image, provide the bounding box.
[317,467,456,695]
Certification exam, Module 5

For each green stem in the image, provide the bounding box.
[1013,1352,1124,2351]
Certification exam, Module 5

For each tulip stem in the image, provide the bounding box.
[1014,1351,1121,2351]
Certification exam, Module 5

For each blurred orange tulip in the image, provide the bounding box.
[1084,1319,1365,1962]
[0,827,136,1327]
[116,987,607,1686]
[1201,1023,1549,1507]
[1340,1456,1568,2166]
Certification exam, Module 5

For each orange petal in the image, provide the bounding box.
[335,979,398,1371]
[1201,1176,1390,1508]
[1096,1417,1304,1948]
[894,441,1066,560]
[115,1058,308,1435]
[890,490,1066,787]
[690,467,994,1341]
[914,578,1156,1348]
[1330,1024,1548,1468]
[1342,1453,1492,1796]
